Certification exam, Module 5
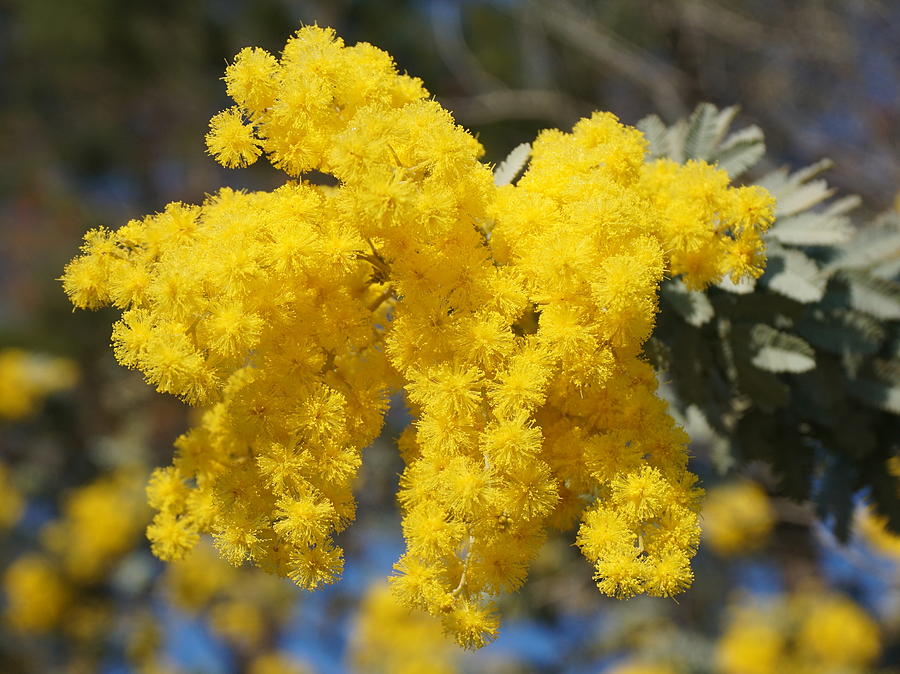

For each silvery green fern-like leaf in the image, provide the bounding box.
[493,143,531,187]
[761,247,826,303]
[750,323,816,373]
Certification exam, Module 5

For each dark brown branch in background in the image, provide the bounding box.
[440,89,589,127]
[534,0,689,119]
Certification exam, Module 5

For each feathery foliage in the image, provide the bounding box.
[647,104,900,537]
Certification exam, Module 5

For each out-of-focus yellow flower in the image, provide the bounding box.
[0,463,24,530]
[164,540,238,611]
[138,662,188,674]
[793,593,880,669]
[126,610,164,667]
[715,605,784,674]
[42,470,148,582]
[2,554,69,633]
[164,538,296,657]
[702,481,774,556]
[63,600,112,644]
[350,582,460,674]
[124,610,190,674]
[607,661,678,674]
[855,506,900,560]
[209,599,265,649]
[716,590,880,674]
[248,652,313,674]
[0,348,77,420]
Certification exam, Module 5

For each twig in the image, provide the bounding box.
[535,0,688,119]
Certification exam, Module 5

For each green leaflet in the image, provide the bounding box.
[795,308,885,356]
[849,379,900,415]
[683,102,722,161]
[638,104,766,179]
[637,114,668,159]
[661,279,714,327]
[493,142,531,187]
[647,102,900,537]
[841,270,900,320]
[749,324,816,373]
[761,247,827,303]
[767,207,854,247]
[824,212,900,275]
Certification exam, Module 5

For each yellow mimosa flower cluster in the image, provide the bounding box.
[61,26,774,647]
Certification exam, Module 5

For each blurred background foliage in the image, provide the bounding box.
[1,0,899,672]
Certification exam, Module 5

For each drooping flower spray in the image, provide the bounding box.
[62,26,773,648]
